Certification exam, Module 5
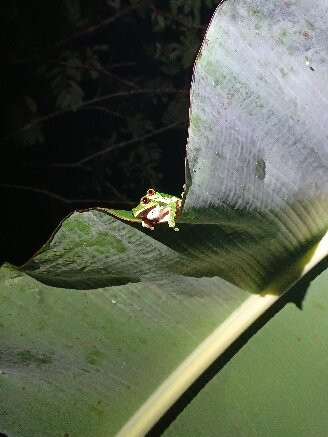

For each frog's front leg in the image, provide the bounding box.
[142,218,155,230]
[168,201,179,231]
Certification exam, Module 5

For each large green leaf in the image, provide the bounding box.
[163,263,328,437]
[1,0,328,435]
[179,0,328,291]
[0,265,249,436]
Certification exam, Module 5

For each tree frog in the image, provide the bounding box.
[132,188,181,231]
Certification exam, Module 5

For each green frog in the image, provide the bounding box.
[132,188,181,231]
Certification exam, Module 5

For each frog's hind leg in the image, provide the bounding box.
[168,203,179,231]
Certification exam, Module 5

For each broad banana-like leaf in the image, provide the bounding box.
[1,0,328,435]
[163,264,328,437]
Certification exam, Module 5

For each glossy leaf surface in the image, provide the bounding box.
[164,265,328,437]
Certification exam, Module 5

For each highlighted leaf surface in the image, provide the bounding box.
[164,266,328,437]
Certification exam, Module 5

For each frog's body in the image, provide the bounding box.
[132,189,181,231]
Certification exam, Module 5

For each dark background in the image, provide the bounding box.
[0,0,219,265]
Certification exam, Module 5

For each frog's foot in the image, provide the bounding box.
[167,219,179,231]
[142,219,155,230]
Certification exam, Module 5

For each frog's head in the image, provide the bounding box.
[132,188,158,218]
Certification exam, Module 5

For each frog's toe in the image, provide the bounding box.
[142,221,154,230]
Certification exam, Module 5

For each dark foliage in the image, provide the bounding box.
[1,0,218,264]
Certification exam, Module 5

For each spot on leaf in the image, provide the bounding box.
[255,158,266,180]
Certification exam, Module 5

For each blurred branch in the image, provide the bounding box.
[84,87,187,106]
[109,62,136,69]
[6,2,146,67]
[53,1,146,50]
[67,120,184,166]
[43,59,139,89]
[1,184,131,205]
[104,181,134,205]
[49,163,134,204]
[155,9,206,30]
[0,88,187,144]
[80,106,128,119]
[104,70,139,89]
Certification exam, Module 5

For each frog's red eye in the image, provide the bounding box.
[141,196,150,204]
[147,188,155,196]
